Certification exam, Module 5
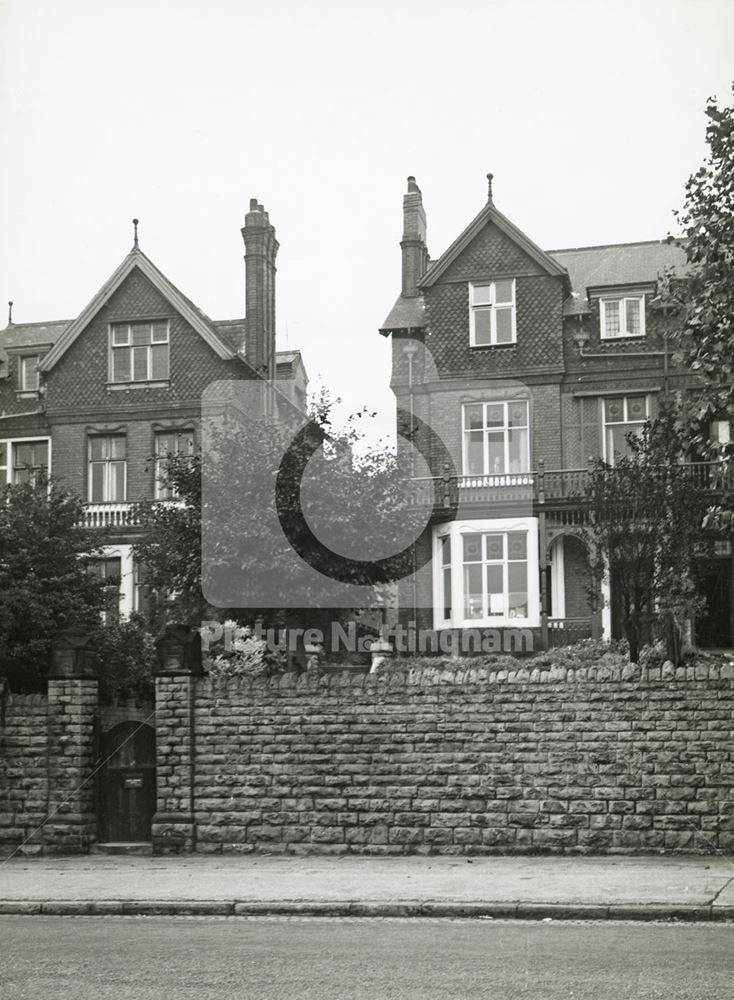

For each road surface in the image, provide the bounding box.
[1,915,732,999]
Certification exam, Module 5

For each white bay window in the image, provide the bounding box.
[435,518,539,629]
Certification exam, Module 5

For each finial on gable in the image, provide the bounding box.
[487,173,494,203]
[7,301,13,325]
[132,218,139,249]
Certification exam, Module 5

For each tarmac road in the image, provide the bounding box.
[1,915,732,1000]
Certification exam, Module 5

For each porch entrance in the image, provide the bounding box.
[97,721,156,842]
[694,553,733,648]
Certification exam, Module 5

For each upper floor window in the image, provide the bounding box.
[110,321,169,384]
[603,395,649,463]
[462,400,529,475]
[469,279,516,346]
[600,295,645,339]
[155,430,195,500]
[1,439,49,486]
[89,435,126,502]
[19,355,40,392]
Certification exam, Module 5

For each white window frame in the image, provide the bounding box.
[601,394,650,464]
[19,355,40,392]
[469,279,516,346]
[461,400,530,476]
[88,435,127,503]
[433,518,539,630]
[600,294,645,340]
[154,429,195,500]
[109,320,170,385]
[0,436,52,487]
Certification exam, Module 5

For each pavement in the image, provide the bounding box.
[1,852,733,920]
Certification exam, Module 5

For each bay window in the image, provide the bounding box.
[434,518,538,628]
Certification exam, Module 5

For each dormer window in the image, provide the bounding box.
[19,355,40,392]
[110,321,169,384]
[469,280,516,346]
[600,294,645,339]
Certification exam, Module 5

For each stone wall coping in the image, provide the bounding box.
[160,659,734,697]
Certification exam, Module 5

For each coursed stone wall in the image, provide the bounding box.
[154,662,734,855]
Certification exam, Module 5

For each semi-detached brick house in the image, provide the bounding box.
[0,201,307,618]
[380,175,732,652]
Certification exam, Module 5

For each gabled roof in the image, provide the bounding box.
[39,247,237,372]
[420,200,568,288]
[379,294,427,335]
[548,239,689,315]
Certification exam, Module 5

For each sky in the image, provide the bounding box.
[1,0,733,447]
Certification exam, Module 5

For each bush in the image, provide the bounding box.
[91,614,157,703]
[203,621,286,679]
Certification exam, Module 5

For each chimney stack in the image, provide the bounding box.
[242,199,279,377]
[401,176,428,298]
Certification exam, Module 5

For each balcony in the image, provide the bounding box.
[410,461,733,512]
[82,502,144,529]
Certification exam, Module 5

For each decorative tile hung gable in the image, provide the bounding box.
[388,175,570,378]
[40,245,239,374]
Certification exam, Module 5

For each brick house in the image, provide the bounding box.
[0,200,307,619]
[380,175,730,652]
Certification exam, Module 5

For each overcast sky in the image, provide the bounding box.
[1,0,732,446]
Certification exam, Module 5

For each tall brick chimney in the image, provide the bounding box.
[242,199,279,377]
[401,176,428,297]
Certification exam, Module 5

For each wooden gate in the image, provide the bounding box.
[98,721,156,842]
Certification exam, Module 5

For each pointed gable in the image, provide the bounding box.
[40,248,236,372]
[420,202,568,287]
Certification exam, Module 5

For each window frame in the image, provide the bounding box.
[601,394,651,464]
[0,436,51,487]
[599,294,645,340]
[469,279,517,347]
[19,355,40,392]
[88,434,127,503]
[154,429,195,500]
[461,399,530,476]
[108,320,170,386]
[433,518,539,629]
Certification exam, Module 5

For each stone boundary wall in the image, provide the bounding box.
[0,677,98,855]
[154,661,734,855]
[0,693,48,854]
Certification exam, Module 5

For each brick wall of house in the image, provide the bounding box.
[154,664,734,855]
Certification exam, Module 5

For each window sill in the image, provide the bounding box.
[469,342,517,349]
[439,618,537,630]
[107,380,170,391]
[598,334,645,342]
[16,390,40,400]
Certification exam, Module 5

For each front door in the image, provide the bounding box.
[98,722,156,842]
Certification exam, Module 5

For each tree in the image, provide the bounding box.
[675,86,734,445]
[583,403,709,665]
[134,393,423,660]
[0,477,108,692]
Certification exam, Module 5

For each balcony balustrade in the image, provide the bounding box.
[409,460,733,510]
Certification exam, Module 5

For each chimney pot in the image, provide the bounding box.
[249,198,258,211]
